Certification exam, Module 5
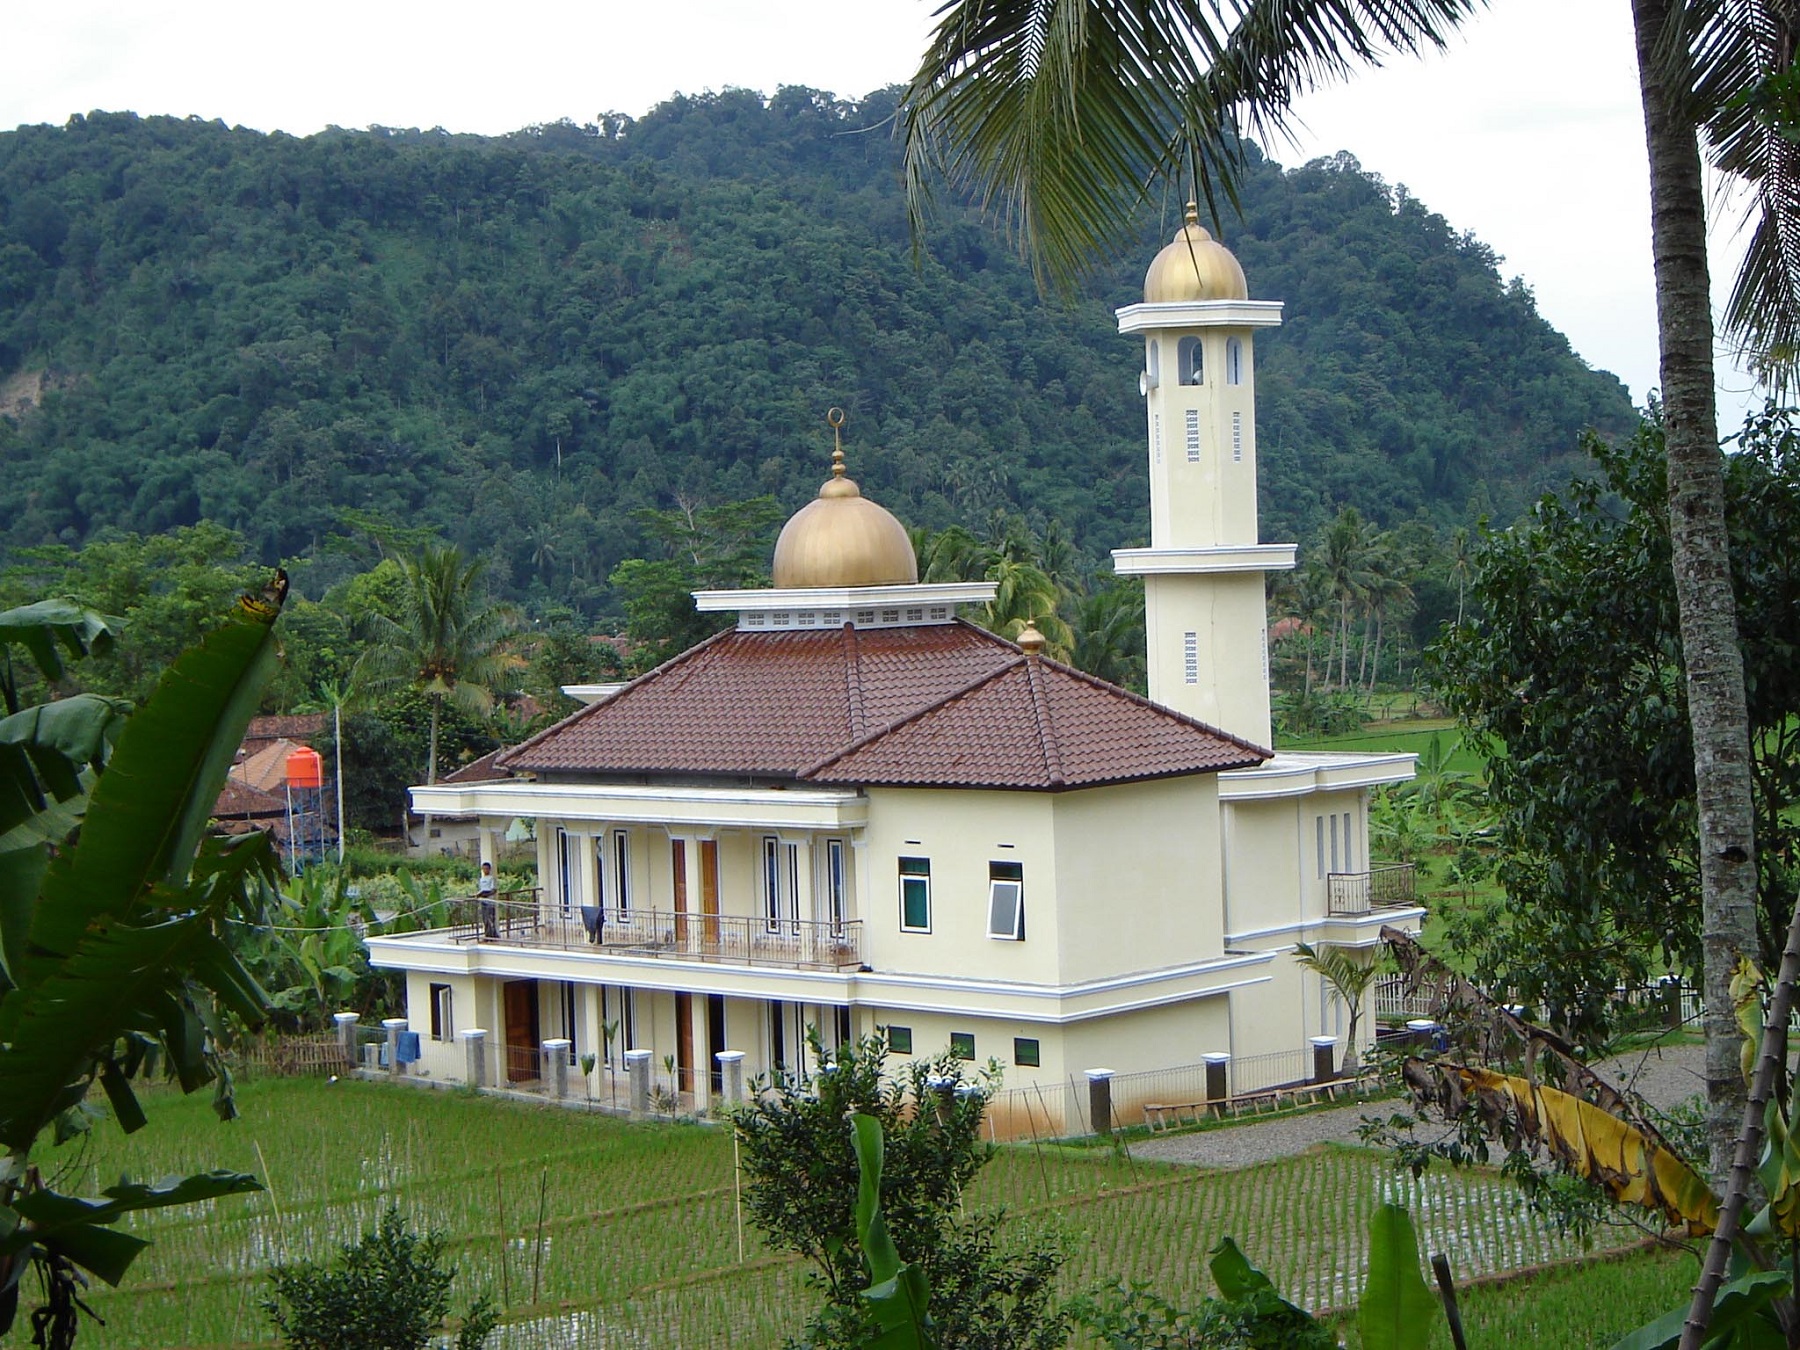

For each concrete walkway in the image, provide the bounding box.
[1129,1041,1706,1169]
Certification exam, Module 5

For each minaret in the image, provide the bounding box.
[1112,205,1294,747]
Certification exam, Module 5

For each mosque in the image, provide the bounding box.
[369,210,1422,1127]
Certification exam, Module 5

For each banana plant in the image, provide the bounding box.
[849,1113,937,1350]
[0,583,287,1342]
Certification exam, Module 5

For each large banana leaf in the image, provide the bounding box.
[28,589,281,958]
[1358,1203,1439,1350]
[0,600,115,712]
[851,1112,937,1350]
[1611,1269,1791,1349]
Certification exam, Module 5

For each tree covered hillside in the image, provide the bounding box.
[0,90,1633,614]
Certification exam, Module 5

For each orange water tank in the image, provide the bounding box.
[285,746,324,789]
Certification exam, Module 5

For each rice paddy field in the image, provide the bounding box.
[50,1075,1695,1348]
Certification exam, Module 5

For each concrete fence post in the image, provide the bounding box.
[332,1011,359,1065]
[1085,1068,1116,1138]
[1406,1018,1440,1052]
[716,1050,746,1110]
[1203,1052,1231,1114]
[461,1029,488,1089]
[625,1048,653,1118]
[381,1018,408,1077]
[1310,1035,1339,1085]
[543,1039,571,1099]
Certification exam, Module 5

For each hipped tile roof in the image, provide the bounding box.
[497,620,1266,792]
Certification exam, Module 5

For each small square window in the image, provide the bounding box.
[987,861,1024,941]
[949,1032,975,1061]
[899,857,931,932]
[885,1025,913,1055]
[1013,1037,1040,1068]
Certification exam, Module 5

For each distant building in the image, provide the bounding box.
[369,213,1421,1122]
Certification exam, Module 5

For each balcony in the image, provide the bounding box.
[1325,863,1417,916]
[440,893,866,970]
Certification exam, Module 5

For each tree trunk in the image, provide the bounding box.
[426,697,441,785]
[1633,0,1760,1217]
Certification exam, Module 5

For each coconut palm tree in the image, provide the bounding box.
[1294,941,1382,1074]
[356,545,520,785]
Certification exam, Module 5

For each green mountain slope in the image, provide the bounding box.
[0,91,1633,611]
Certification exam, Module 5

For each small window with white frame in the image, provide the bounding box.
[987,861,1024,940]
[430,983,454,1042]
[899,857,931,932]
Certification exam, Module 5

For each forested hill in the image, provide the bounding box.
[0,91,1634,613]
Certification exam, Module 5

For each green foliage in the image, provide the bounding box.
[1357,1204,1438,1350]
[1427,409,1800,1041]
[263,1206,496,1350]
[1070,1237,1336,1348]
[851,1113,938,1349]
[0,586,284,1340]
[733,1030,1066,1349]
[0,104,1632,618]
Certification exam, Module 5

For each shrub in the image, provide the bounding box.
[263,1207,497,1350]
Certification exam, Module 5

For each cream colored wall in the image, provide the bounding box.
[402,970,483,1082]
[1061,995,1231,1078]
[1222,797,1305,938]
[1143,570,1272,744]
[1051,777,1224,983]
[1141,328,1260,552]
[860,789,1058,984]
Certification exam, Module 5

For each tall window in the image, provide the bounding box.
[988,861,1024,940]
[556,828,577,914]
[614,830,632,914]
[1177,335,1203,385]
[762,836,799,932]
[561,983,579,1065]
[899,857,931,933]
[823,839,848,934]
[1315,816,1326,880]
[1226,336,1243,385]
[592,833,607,908]
[1342,811,1354,873]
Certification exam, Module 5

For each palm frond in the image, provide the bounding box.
[902,0,1480,292]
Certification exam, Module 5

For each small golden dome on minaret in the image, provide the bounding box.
[1143,202,1249,303]
[771,410,919,590]
[1016,621,1046,656]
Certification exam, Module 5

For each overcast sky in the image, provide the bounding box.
[1,0,1765,432]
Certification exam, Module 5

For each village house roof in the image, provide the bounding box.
[497,620,1266,792]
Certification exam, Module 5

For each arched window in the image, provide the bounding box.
[1177,336,1203,386]
[1226,337,1244,385]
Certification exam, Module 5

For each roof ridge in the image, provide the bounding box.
[798,654,1028,780]
[841,622,866,741]
[497,623,740,769]
[1022,656,1066,787]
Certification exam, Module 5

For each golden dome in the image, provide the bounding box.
[771,432,918,590]
[1144,202,1248,303]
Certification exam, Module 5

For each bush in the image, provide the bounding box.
[263,1207,497,1350]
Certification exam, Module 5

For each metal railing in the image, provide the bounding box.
[1326,863,1417,916]
[443,894,866,970]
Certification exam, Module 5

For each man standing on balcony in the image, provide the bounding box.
[477,861,498,939]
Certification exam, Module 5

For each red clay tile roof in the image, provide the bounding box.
[443,748,512,783]
[498,620,1267,790]
[214,779,287,818]
[499,622,1022,778]
[243,714,326,750]
[804,655,1266,790]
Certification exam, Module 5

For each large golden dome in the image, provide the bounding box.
[1144,203,1248,303]
[772,443,918,590]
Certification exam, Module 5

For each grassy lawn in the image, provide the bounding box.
[65,1076,1692,1348]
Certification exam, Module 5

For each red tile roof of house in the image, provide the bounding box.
[443,748,512,784]
[214,778,287,818]
[499,620,1267,791]
[805,655,1265,789]
[243,713,326,750]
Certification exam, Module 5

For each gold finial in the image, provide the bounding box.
[827,407,847,477]
[1184,199,1199,227]
[1017,620,1046,656]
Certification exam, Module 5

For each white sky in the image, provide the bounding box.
[0,0,1765,432]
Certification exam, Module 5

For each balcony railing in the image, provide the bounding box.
[441,894,866,970]
[1326,863,1417,916]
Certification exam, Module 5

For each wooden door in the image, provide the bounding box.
[675,991,694,1094]
[671,838,688,945]
[700,839,721,948]
[503,979,539,1083]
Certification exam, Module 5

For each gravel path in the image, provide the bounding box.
[1129,1041,1708,1169]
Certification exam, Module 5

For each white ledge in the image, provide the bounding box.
[408,781,868,831]
[1112,544,1297,576]
[692,581,996,613]
[1116,300,1285,332]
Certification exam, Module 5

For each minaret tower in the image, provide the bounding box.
[1112,205,1294,747]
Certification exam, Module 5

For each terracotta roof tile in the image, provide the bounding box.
[214,779,286,818]
[499,622,1019,778]
[443,748,512,783]
[803,656,1267,790]
[498,619,1266,791]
